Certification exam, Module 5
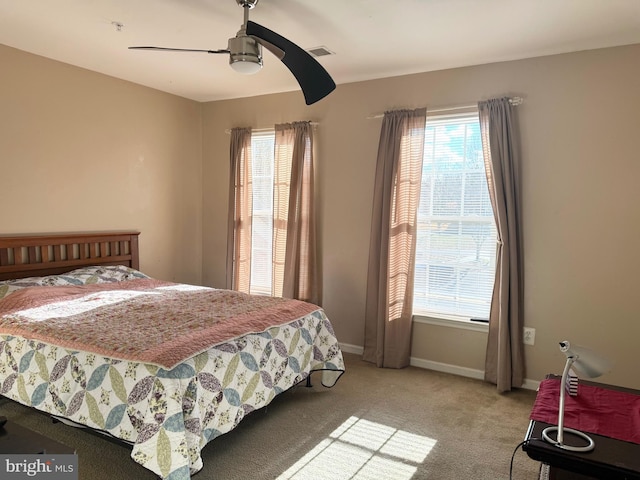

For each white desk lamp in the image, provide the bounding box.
[541,340,612,452]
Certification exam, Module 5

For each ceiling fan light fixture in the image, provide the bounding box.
[228,35,262,74]
[229,55,262,74]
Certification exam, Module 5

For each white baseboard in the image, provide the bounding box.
[521,378,541,391]
[409,357,486,381]
[339,342,539,391]
[339,343,364,355]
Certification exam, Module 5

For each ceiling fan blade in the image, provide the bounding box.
[246,21,335,105]
[129,46,229,54]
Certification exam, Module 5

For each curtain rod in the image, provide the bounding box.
[366,96,524,119]
[225,122,319,134]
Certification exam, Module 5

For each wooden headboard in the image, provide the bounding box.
[0,232,140,281]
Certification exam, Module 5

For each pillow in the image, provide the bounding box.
[63,265,150,284]
[0,274,83,300]
[0,265,149,300]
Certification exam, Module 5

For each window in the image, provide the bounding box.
[229,122,316,301]
[413,113,497,321]
[249,131,275,295]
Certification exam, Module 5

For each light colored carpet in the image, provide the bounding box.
[0,353,541,479]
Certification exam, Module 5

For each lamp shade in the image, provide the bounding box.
[559,341,612,378]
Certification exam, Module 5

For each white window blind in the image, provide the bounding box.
[250,131,275,296]
[413,113,497,320]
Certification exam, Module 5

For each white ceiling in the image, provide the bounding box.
[1,0,639,103]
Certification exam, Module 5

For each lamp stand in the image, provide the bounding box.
[541,356,595,452]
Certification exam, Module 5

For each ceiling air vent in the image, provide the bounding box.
[306,46,334,58]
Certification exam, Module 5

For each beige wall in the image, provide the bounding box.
[3,40,639,389]
[202,44,640,389]
[0,44,203,284]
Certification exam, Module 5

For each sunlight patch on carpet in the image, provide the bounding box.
[277,416,437,480]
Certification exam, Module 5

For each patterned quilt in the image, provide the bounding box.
[0,279,345,479]
[0,280,325,369]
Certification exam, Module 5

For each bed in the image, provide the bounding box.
[0,231,345,479]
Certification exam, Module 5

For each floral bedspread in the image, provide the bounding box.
[0,285,345,479]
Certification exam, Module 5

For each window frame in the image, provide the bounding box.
[412,111,495,331]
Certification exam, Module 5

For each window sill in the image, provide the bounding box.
[412,313,489,333]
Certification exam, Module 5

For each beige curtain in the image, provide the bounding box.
[273,121,319,304]
[363,108,427,368]
[226,127,253,292]
[479,97,525,392]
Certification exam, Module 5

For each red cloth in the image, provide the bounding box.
[530,378,640,444]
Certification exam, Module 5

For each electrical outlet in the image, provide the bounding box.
[523,327,536,346]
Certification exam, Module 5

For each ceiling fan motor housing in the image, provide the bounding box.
[228,35,263,74]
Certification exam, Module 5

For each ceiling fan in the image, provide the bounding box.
[129,0,336,105]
